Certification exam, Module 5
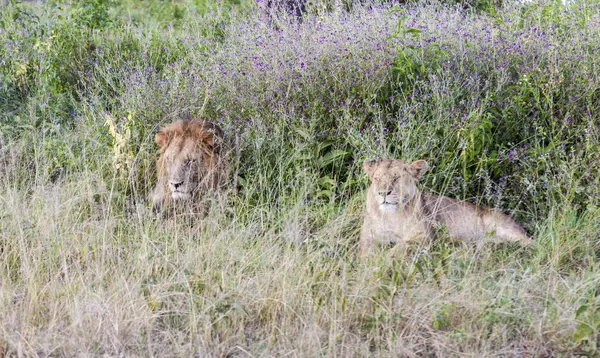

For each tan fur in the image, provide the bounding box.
[150,119,227,210]
[360,159,531,257]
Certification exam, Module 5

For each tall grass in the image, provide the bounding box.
[1,0,600,355]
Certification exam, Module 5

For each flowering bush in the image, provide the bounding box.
[2,0,600,217]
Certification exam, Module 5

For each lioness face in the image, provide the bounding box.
[363,159,429,212]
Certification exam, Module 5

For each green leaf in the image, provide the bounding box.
[318,176,336,190]
[232,302,249,316]
[575,304,588,318]
[295,128,312,141]
[573,323,593,343]
[317,150,347,168]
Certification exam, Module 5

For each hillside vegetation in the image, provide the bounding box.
[1,0,600,355]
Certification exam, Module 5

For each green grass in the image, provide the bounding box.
[1,0,600,355]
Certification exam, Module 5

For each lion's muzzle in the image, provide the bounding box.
[168,180,195,200]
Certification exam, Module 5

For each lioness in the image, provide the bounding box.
[150,119,226,210]
[360,159,531,257]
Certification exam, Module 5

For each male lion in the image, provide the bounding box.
[360,159,531,257]
[150,119,226,210]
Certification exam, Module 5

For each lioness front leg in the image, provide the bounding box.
[359,238,374,260]
[388,231,430,259]
[359,224,376,260]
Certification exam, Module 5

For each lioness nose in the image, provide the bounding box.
[170,181,184,190]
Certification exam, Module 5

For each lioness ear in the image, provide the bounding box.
[363,160,378,178]
[409,160,429,179]
[155,130,171,149]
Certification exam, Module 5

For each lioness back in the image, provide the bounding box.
[423,193,530,244]
[360,158,531,257]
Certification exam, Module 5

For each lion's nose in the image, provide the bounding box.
[170,181,184,190]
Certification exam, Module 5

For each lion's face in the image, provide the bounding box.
[154,120,223,204]
[160,137,209,201]
[363,159,429,213]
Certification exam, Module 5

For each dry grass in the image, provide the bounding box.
[1,142,598,356]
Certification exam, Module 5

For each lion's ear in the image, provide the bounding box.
[155,130,170,149]
[209,136,222,154]
[409,160,429,179]
[363,160,378,178]
[189,120,222,154]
